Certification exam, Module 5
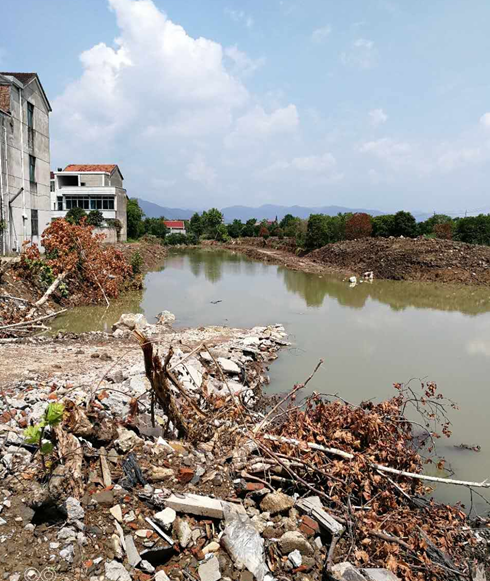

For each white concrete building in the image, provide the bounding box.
[51,164,128,241]
[0,72,51,255]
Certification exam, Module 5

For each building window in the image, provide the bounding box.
[29,155,36,183]
[57,196,63,211]
[31,209,39,236]
[89,196,114,210]
[27,102,34,128]
[50,181,55,192]
[27,102,34,149]
[65,196,90,210]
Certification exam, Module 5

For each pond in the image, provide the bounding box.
[54,249,490,507]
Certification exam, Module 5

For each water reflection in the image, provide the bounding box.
[51,249,490,508]
[280,266,490,315]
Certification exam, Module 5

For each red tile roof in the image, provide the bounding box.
[164,221,185,229]
[64,164,118,173]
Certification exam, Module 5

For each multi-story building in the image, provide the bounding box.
[0,72,51,255]
[51,164,128,241]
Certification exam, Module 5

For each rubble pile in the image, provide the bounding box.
[0,314,488,581]
[309,237,490,285]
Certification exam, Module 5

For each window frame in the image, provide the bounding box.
[29,155,36,183]
[31,209,39,237]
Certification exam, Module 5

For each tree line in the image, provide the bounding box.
[126,199,490,250]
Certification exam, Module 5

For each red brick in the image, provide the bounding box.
[177,467,195,484]
[245,482,265,492]
[301,515,319,532]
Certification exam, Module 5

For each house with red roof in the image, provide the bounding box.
[51,164,128,241]
[163,220,186,235]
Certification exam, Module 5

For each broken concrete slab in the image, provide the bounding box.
[165,493,247,520]
[198,555,221,581]
[154,507,176,529]
[105,560,132,581]
[331,562,366,581]
[124,534,141,567]
[217,358,240,375]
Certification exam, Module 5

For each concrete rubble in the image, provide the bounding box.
[0,311,486,581]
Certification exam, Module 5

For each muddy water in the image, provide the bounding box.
[53,249,490,507]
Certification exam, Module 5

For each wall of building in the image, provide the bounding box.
[1,79,50,254]
[115,188,127,241]
[81,174,103,187]
[110,169,123,188]
[93,226,118,244]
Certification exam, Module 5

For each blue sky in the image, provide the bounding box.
[2,0,490,213]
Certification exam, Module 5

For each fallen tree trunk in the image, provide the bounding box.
[27,272,67,318]
[261,433,490,488]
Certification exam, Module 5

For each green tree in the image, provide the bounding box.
[215,223,230,242]
[454,215,490,245]
[227,219,243,238]
[87,209,104,227]
[242,218,256,237]
[143,217,169,238]
[393,211,417,237]
[127,198,145,239]
[189,212,204,237]
[65,207,87,225]
[305,214,330,250]
[372,214,395,237]
[203,208,224,239]
[417,214,454,236]
[280,214,296,230]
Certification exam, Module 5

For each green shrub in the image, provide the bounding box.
[87,209,104,227]
[130,251,143,275]
[165,233,188,245]
[65,207,87,225]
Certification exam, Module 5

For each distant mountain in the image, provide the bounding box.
[138,199,195,220]
[221,204,384,222]
[138,199,384,223]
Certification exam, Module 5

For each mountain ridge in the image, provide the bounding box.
[138,199,384,222]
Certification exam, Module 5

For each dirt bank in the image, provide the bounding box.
[225,237,490,285]
[114,240,167,272]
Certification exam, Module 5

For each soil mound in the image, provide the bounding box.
[309,237,490,284]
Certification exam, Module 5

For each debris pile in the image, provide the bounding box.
[0,316,488,581]
[309,237,490,285]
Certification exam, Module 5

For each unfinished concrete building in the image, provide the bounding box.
[52,164,128,241]
[0,72,52,255]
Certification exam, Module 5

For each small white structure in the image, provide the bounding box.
[51,164,128,241]
[164,220,186,235]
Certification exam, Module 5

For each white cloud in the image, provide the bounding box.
[225,104,299,148]
[186,154,217,189]
[53,0,251,154]
[341,38,378,70]
[480,112,490,128]
[224,46,265,77]
[311,26,332,44]
[258,153,343,184]
[437,147,484,172]
[369,108,388,126]
[359,138,410,159]
[224,8,254,28]
[291,153,337,172]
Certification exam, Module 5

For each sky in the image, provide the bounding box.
[2,0,490,214]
